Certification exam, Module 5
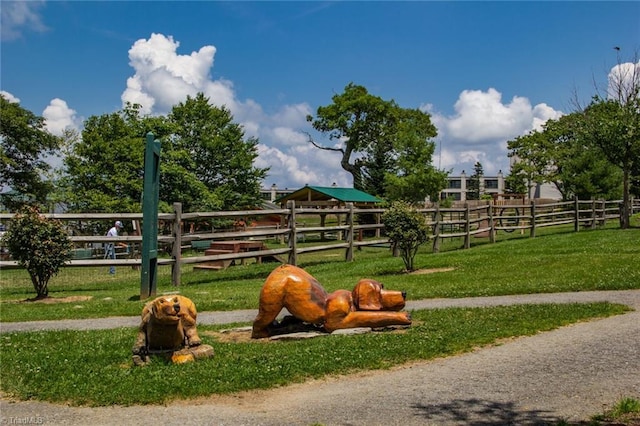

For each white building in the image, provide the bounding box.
[439,171,562,202]
[260,184,295,203]
[439,171,506,202]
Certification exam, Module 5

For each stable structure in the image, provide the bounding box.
[275,185,381,208]
[275,185,382,243]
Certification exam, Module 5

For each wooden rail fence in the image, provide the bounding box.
[1,197,638,286]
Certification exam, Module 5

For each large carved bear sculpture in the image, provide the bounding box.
[252,264,412,338]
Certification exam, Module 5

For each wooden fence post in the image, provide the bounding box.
[600,199,606,227]
[489,203,496,243]
[619,202,624,228]
[433,203,441,253]
[574,196,580,232]
[530,200,536,238]
[345,203,354,262]
[464,203,470,249]
[171,202,182,287]
[287,200,297,266]
[591,199,597,230]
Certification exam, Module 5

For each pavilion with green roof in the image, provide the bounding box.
[275,185,381,208]
[275,185,382,240]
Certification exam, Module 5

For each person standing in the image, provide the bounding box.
[105,221,127,274]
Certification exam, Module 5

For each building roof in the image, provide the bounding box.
[275,185,381,206]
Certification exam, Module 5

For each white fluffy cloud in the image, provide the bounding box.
[428,88,563,176]
[43,98,80,136]
[120,33,568,186]
[122,33,215,114]
[444,89,533,143]
[607,60,640,102]
[120,33,347,189]
[256,143,350,188]
[121,33,252,118]
[1,90,20,103]
[0,1,47,41]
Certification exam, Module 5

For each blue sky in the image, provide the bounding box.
[2,1,639,190]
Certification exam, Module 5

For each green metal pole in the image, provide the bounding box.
[141,132,161,299]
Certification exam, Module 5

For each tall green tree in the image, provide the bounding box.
[63,105,151,212]
[168,93,268,211]
[581,97,638,227]
[63,95,267,213]
[307,83,445,200]
[307,83,396,193]
[577,54,638,227]
[507,130,552,197]
[467,162,484,201]
[383,108,447,203]
[508,112,623,201]
[0,95,60,211]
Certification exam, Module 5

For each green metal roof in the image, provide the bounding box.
[275,186,381,204]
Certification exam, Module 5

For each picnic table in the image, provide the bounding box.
[194,240,280,270]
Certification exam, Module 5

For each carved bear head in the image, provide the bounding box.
[150,296,183,324]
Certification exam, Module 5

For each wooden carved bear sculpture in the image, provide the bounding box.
[132,295,203,364]
[252,264,412,338]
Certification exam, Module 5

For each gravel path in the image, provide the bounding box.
[1,289,639,425]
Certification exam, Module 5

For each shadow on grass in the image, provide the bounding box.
[412,398,562,425]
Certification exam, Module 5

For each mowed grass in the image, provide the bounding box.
[0,302,629,406]
[0,226,637,406]
[1,227,639,322]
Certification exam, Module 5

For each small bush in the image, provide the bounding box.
[382,200,430,271]
[2,205,73,299]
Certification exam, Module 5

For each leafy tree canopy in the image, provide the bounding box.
[383,108,447,203]
[307,83,446,201]
[1,95,61,211]
[581,96,638,227]
[63,106,149,212]
[62,94,268,213]
[168,93,268,211]
[508,111,623,201]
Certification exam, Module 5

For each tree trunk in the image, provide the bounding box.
[31,275,49,299]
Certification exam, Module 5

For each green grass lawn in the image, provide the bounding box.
[0,226,637,406]
[0,302,628,406]
[1,227,638,322]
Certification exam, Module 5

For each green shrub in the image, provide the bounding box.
[381,200,429,271]
[1,205,72,299]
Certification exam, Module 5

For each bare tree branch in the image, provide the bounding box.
[303,131,344,154]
